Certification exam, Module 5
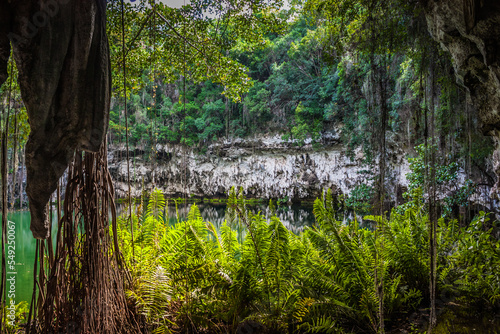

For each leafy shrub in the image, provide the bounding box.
[345,183,375,214]
[119,188,500,333]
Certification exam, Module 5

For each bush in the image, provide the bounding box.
[119,188,500,333]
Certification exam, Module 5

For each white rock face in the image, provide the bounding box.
[109,134,410,201]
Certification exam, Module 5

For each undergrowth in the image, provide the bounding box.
[117,187,500,333]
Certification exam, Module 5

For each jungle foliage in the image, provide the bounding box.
[2,0,495,213]
[118,188,500,333]
[107,0,494,200]
[0,1,499,333]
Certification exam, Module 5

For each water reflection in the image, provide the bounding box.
[5,202,315,305]
[168,203,315,234]
[120,201,316,234]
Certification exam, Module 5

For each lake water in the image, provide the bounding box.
[3,202,316,305]
[1,210,58,306]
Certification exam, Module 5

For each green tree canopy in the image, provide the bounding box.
[107,0,286,101]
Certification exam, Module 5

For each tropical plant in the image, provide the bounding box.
[406,143,477,217]
[119,188,500,333]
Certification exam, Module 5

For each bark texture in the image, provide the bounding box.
[0,0,110,239]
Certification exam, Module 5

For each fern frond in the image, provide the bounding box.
[146,188,166,222]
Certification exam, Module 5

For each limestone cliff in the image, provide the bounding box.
[109,134,410,202]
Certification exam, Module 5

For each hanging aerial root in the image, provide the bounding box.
[30,143,139,334]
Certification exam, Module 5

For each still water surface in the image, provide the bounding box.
[2,210,57,305]
[158,202,316,234]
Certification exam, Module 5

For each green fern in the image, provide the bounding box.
[118,188,500,333]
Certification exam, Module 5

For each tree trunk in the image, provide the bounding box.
[19,147,24,208]
[428,56,438,333]
[10,110,18,209]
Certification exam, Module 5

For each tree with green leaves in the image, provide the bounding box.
[107,0,285,101]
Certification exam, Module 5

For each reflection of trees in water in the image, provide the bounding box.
[161,203,315,234]
[117,201,315,234]
[270,206,314,234]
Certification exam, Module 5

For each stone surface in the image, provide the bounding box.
[423,0,500,195]
[0,0,110,239]
[109,134,411,203]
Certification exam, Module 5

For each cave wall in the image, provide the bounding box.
[423,0,500,194]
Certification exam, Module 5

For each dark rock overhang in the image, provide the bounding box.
[0,0,111,239]
[423,0,500,135]
[422,0,500,195]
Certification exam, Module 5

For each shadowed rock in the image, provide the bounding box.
[0,0,110,239]
[422,0,500,195]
